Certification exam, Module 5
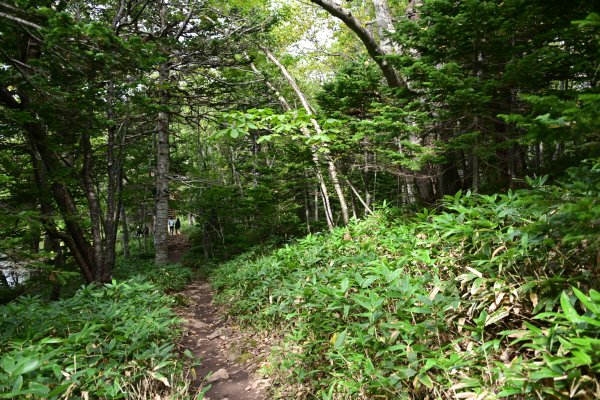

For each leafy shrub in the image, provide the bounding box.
[501,288,600,398]
[0,280,194,399]
[211,170,600,399]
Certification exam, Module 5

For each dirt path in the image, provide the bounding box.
[167,234,190,264]
[168,236,270,400]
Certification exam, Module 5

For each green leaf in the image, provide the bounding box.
[25,382,50,396]
[571,350,592,366]
[573,287,600,315]
[1,357,16,375]
[485,310,510,326]
[560,291,580,323]
[14,359,39,376]
[340,278,349,293]
[498,387,526,397]
[334,329,348,349]
[12,375,23,393]
[395,367,417,379]
[416,373,433,389]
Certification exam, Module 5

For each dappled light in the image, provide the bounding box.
[1,0,599,398]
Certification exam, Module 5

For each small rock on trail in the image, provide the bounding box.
[206,368,230,383]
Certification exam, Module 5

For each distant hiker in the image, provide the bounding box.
[168,218,175,235]
[175,218,181,235]
[136,227,143,238]
[144,226,149,236]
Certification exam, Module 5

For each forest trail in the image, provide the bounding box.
[168,236,270,400]
[167,234,190,264]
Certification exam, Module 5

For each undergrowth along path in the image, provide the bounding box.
[169,236,270,400]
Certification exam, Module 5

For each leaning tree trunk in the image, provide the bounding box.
[262,48,350,226]
[249,60,336,230]
[309,0,405,89]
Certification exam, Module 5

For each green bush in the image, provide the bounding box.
[0,280,194,399]
[501,288,600,398]
[211,171,600,399]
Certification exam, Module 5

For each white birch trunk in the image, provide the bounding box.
[262,48,350,225]
[154,64,170,265]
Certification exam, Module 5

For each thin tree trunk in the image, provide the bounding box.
[121,205,130,258]
[154,63,170,265]
[472,149,480,192]
[364,145,371,215]
[345,178,373,214]
[250,59,336,230]
[304,181,312,233]
[262,47,350,226]
[318,177,335,229]
[314,185,319,222]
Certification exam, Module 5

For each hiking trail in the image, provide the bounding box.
[168,235,271,400]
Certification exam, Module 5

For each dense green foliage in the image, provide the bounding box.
[211,163,600,399]
[0,263,195,399]
[114,259,193,294]
[2,1,600,398]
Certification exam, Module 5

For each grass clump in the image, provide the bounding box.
[211,167,600,399]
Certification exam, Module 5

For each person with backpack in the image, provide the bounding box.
[175,218,181,235]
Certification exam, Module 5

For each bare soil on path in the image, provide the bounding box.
[167,235,271,400]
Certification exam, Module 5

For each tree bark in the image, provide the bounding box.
[372,0,396,52]
[154,63,171,265]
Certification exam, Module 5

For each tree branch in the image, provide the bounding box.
[308,0,405,89]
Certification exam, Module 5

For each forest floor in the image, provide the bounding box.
[168,235,271,400]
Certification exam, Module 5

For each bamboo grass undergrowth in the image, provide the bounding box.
[211,165,600,399]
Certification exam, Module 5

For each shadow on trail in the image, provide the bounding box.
[171,236,271,400]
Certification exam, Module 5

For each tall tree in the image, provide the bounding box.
[0,1,156,282]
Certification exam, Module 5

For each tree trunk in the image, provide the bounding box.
[472,149,480,192]
[154,63,170,265]
[372,0,395,52]
[262,47,350,226]
[250,58,336,230]
[304,180,312,233]
[121,205,130,258]
[25,120,97,283]
[309,0,405,88]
